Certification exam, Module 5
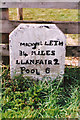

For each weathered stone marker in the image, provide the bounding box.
[9,24,66,80]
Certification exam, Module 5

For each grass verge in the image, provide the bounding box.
[1,66,80,118]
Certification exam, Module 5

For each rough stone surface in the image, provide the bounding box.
[9,24,66,80]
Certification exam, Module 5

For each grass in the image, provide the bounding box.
[1,66,80,118]
[23,8,78,22]
[9,8,78,21]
